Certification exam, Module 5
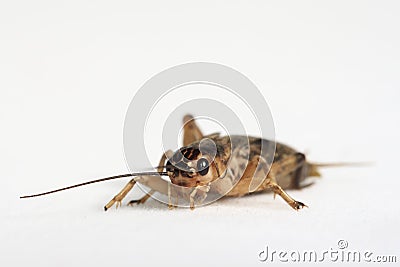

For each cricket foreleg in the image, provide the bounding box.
[189,187,198,210]
[167,182,180,209]
[104,178,137,211]
[189,183,211,210]
[127,189,155,206]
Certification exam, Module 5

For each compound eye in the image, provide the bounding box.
[197,158,210,176]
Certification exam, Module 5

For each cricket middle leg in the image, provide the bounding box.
[127,189,155,206]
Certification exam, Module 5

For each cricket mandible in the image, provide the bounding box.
[21,114,352,211]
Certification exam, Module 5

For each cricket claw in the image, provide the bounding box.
[127,200,138,206]
[293,201,308,211]
[127,199,147,206]
[104,198,122,211]
[104,200,114,211]
[104,179,137,212]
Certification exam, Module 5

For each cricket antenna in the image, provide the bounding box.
[20,171,168,199]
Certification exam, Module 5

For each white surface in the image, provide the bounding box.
[1,1,400,266]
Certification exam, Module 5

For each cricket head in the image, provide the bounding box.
[166,138,230,187]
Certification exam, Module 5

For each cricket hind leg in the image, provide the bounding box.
[282,152,312,189]
[267,181,307,210]
[286,153,321,189]
[263,153,308,210]
[272,152,308,189]
[182,114,204,146]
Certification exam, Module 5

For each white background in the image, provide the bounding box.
[1,1,399,266]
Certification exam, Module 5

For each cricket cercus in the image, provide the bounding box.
[21,114,356,211]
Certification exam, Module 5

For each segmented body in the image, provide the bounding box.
[185,135,316,197]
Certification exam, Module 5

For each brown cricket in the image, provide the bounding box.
[20,114,359,211]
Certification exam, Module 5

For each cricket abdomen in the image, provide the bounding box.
[222,138,315,197]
